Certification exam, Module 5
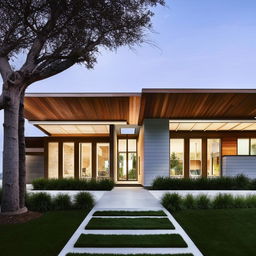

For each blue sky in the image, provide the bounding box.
[1,0,256,171]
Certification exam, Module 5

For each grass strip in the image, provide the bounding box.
[67,254,193,256]
[85,217,174,229]
[74,234,187,248]
[93,210,166,216]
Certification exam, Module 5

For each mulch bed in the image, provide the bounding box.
[0,211,42,225]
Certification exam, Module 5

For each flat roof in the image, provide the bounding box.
[24,89,256,126]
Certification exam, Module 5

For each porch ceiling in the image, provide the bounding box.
[37,124,110,136]
[138,89,256,124]
[169,120,256,131]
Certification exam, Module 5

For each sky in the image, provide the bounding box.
[1,0,256,172]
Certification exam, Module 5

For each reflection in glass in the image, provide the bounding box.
[189,139,202,177]
[170,139,184,176]
[97,143,110,178]
[118,139,126,152]
[251,139,256,155]
[79,143,92,178]
[118,153,127,180]
[238,139,249,155]
[128,139,136,152]
[128,153,137,180]
[207,139,220,176]
[48,142,59,178]
[63,142,75,178]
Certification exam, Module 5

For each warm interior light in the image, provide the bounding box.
[120,128,136,134]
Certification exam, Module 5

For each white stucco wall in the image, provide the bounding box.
[143,119,169,186]
[223,156,256,178]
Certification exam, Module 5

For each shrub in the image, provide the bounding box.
[32,178,114,191]
[151,175,255,190]
[183,194,195,209]
[245,195,256,208]
[74,192,95,210]
[26,192,52,212]
[212,194,234,209]
[53,193,72,210]
[233,196,247,208]
[161,193,183,212]
[195,194,211,209]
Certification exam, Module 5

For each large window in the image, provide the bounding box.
[63,142,75,178]
[97,143,110,178]
[189,139,202,177]
[238,138,256,155]
[207,139,221,177]
[170,139,184,176]
[48,142,59,178]
[79,143,92,178]
[118,139,137,181]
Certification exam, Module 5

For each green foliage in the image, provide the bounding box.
[183,194,195,209]
[212,194,234,209]
[74,192,95,210]
[53,194,72,210]
[161,193,183,212]
[162,192,256,212]
[245,195,256,208]
[32,178,114,190]
[26,192,52,212]
[152,175,253,190]
[170,153,183,176]
[195,194,211,209]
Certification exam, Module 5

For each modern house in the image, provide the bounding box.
[24,89,256,186]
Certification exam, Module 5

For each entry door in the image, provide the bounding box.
[118,139,137,181]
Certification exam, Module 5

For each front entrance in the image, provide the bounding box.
[117,138,137,181]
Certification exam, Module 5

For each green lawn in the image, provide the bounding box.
[93,210,166,216]
[0,210,88,256]
[75,234,187,248]
[173,208,256,256]
[85,217,174,229]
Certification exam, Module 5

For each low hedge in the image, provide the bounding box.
[152,175,256,190]
[32,178,114,190]
[162,192,256,212]
[25,192,95,212]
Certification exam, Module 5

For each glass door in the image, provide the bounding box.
[79,143,92,178]
[118,139,137,181]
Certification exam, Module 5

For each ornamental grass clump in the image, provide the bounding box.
[183,194,195,209]
[152,175,255,190]
[161,193,183,212]
[212,194,235,209]
[74,192,95,210]
[245,195,256,208]
[32,178,114,190]
[26,192,52,212]
[195,194,211,209]
[53,194,72,210]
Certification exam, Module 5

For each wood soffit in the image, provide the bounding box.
[24,90,256,126]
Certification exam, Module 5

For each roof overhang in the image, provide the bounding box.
[138,88,256,124]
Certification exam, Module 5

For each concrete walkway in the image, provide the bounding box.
[59,187,203,256]
[96,187,161,209]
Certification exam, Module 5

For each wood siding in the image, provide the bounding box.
[222,138,237,156]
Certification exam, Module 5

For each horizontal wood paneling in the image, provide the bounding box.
[222,138,237,156]
[139,92,256,124]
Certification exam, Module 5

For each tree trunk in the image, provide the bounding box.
[1,88,24,214]
[19,91,27,211]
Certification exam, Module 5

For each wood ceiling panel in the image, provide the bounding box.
[139,91,256,124]
[24,97,130,122]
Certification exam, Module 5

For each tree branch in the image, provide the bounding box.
[0,56,12,82]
